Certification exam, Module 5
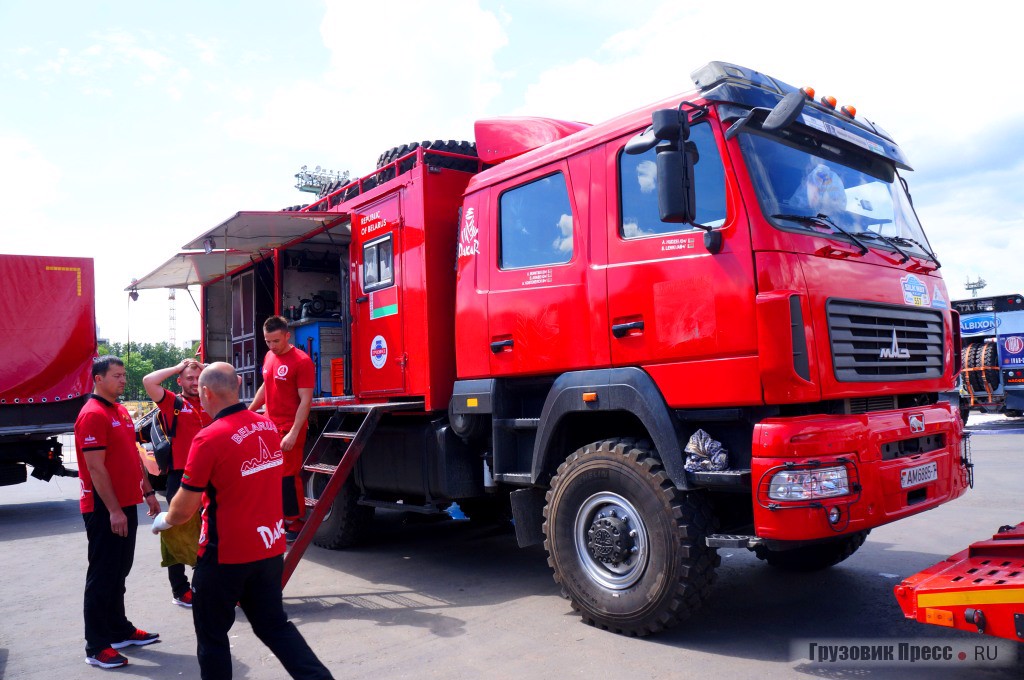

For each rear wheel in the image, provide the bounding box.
[305,472,374,549]
[543,438,719,636]
[754,531,869,571]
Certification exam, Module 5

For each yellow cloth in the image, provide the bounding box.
[159,512,202,567]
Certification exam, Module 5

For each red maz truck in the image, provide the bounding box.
[131,62,971,635]
[0,254,95,487]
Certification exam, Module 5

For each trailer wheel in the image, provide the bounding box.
[754,530,869,572]
[305,472,373,549]
[959,402,970,425]
[543,438,719,636]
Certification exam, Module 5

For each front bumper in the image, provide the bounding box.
[751,402,969,541]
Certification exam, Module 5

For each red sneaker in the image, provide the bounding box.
[111,629,160,649]
[172,590,193,608]
[85,647,129,668]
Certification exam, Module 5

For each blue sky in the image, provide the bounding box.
[3,0,1022,344]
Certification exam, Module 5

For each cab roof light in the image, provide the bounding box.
[801,86,816,100]
[840,104,857,118]
[820,95,837,109]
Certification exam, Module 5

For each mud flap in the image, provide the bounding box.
[510,487,545,547]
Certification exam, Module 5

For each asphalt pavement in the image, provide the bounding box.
[1,422,1021,679]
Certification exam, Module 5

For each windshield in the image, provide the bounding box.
[738,124,933,257]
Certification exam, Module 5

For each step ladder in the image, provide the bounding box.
[282,400,423,587]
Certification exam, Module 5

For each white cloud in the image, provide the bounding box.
[553,213,573,253]
[223,0,509,171]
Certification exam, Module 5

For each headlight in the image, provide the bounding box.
[768,465,850,501]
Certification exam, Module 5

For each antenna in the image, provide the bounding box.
[965,276,987,298]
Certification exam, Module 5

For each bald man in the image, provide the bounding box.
[152,363,332,680]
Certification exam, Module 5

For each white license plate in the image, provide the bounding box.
[901,462,938,489]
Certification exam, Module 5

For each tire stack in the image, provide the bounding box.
[963,340,1000,394]
[375,140,478,183]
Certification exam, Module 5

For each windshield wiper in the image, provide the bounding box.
[855,231,911,264]
[771,213,869,256]
[889,236,942,267]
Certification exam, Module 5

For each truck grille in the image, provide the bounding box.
[827,300,944,382]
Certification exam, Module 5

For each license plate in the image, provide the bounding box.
[901,462,938,489]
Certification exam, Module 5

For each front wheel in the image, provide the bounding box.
[543,438,719,636]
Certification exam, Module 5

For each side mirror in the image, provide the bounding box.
[762,91,805,132]
[657,141,695,224]
[725,90,806,140]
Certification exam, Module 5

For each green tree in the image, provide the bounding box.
[97,341,194,402]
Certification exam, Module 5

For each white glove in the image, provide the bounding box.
[151,512,172,534]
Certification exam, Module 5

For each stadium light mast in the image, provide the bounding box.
[168,289,176,346]
[295,165,349,194]
[965,276,987,298]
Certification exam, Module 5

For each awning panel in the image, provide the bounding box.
[181,211,349,253]
[128,251,256,291]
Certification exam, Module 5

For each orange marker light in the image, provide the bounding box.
[582,392,598,403]
[841,104,857,118]
[801,86,816,99]
[820,95,837,109]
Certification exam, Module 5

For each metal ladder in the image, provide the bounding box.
[282,400,423,587]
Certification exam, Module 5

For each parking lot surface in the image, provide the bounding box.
[1,420,1021,679]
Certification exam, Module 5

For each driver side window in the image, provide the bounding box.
[618,122,727,239]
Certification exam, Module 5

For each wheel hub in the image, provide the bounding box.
[574,492,649,590]
[587,515,634,565]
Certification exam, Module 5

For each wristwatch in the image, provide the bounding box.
[143,490,156,498]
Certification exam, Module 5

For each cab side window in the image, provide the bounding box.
[619,122,727,238]
[499,172,574,269]
[363,234,393,292]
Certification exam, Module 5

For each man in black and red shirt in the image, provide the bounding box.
[75,356,162,669]
[249,315,315,535]
[143,358,212,607]
[152,362,332,680]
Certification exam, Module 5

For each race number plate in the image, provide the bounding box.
[901,462,938,489]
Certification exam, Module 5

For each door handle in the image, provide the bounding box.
[490,339,514,353]
[611,320,644,338]
[355,296,368,304]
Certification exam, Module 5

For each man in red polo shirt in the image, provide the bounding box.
[143,358,212,607]
[152,362,333,680]
[76,356,162,669]
[249,315,315,535]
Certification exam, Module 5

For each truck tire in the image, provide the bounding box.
[305,472,374,549]
[959,402,970,425]
[543,438,719,636]
[754,530,869,572]
[375,140,478,181]
[0,462,28,487]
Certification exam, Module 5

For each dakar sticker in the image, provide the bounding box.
[931,285,947,309]
[900,274,929,307]
[370,335,388,369]
[457,207,480,259]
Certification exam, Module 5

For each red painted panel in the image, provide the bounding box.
[0,255,96,404]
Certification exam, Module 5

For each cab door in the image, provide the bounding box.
[604,120,759,404]
[485,158,608,377]
[352,194,406,396]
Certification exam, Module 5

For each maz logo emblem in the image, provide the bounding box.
[879,329,911,359]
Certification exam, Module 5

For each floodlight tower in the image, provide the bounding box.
[965,276,987,299]
[168,289,177,346]
[295,165,349,194]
